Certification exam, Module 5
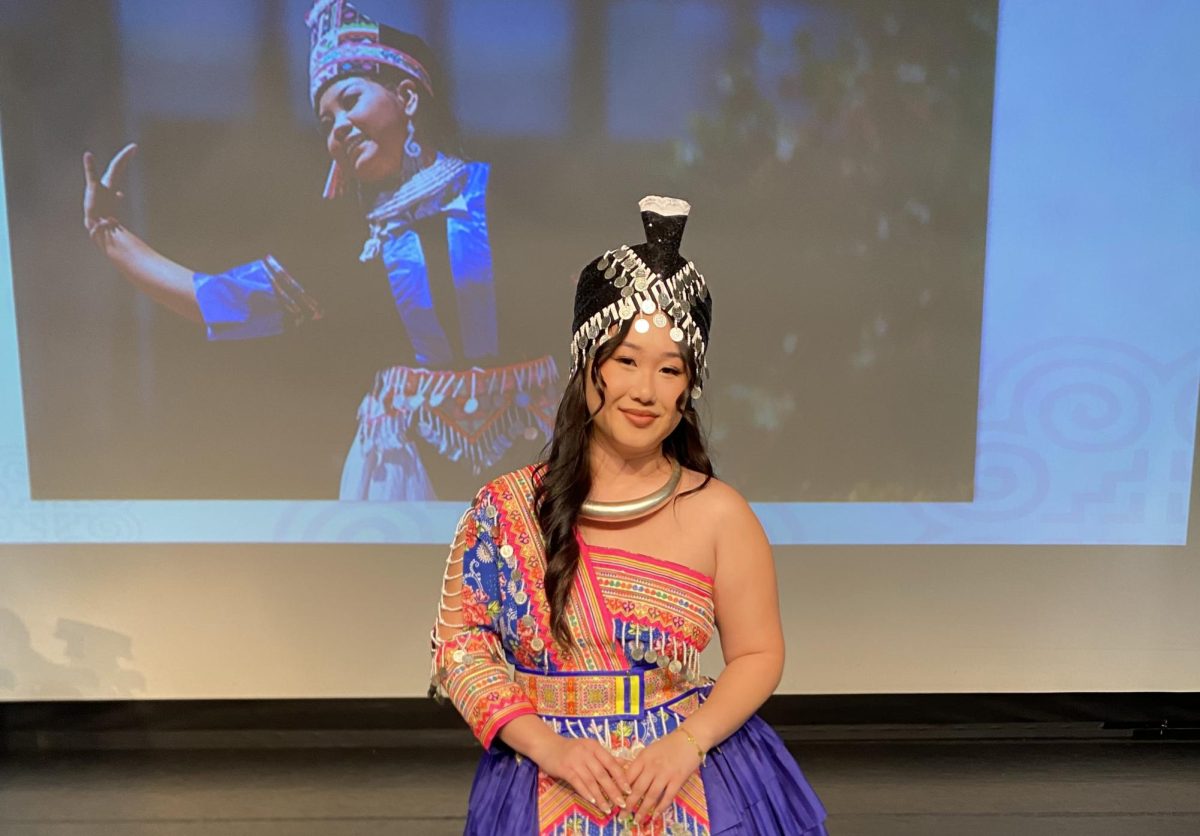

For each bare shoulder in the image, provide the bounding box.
[676,469,761,536]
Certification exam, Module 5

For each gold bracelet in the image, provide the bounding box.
[679,727,706,766]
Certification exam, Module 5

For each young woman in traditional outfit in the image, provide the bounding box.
[432,196,827,834]
[81,0,558,500]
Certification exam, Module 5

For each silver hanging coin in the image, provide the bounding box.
[644,647,658,664]
[629,643,645,661]
[614,274,628,288]
[669,327,684,342]
[634,277,649,292]
[653,313,668,328]
[639,298,656,315]
[668,659,683,675]
[691,385,703,400]
[514,590,528,605]
[604,266,616,280]
[499,544,514,558]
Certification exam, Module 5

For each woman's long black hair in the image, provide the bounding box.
[534,318,715,647]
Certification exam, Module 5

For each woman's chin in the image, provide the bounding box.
[600,426,668,456]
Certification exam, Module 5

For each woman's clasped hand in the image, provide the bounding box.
[533,728,703,825]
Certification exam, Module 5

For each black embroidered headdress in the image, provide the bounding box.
[570,196,712,398]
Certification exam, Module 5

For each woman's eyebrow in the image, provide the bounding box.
[317,81,355,121]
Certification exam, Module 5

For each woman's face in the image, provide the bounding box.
[585,315,690,459]
[317,76,417,183]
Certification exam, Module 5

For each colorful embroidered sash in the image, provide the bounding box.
[514,666,702,720]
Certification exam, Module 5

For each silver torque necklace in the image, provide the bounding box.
[579,459,683,522]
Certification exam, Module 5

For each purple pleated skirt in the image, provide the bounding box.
[463,714,828,835]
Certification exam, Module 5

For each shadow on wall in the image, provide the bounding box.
[0,608,145,698]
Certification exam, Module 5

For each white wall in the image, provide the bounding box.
[3,540,1198,701]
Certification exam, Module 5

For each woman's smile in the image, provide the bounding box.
[619,408,657,428]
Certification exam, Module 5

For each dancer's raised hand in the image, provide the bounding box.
[82,142,137,241]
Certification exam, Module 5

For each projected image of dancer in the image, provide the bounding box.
[430,196,827,834]
[80,0,557,501]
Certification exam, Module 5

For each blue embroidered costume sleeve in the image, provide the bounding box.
[192,254,322,341]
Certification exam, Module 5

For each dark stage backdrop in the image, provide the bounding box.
[4,0,991,504]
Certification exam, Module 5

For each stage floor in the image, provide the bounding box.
[2,738,1199,835]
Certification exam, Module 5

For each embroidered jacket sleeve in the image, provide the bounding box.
[430,486,537,749]
[192,254,322,341]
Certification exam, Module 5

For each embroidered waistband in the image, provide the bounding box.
[513,667,695,720]
[356,355,560,472]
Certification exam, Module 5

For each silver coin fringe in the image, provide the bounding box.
[354,357,558,475]
[570,245,710,399]
[613,619,704,686]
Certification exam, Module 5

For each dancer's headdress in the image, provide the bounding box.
[305,0,438,198]
[570,196,712,399]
